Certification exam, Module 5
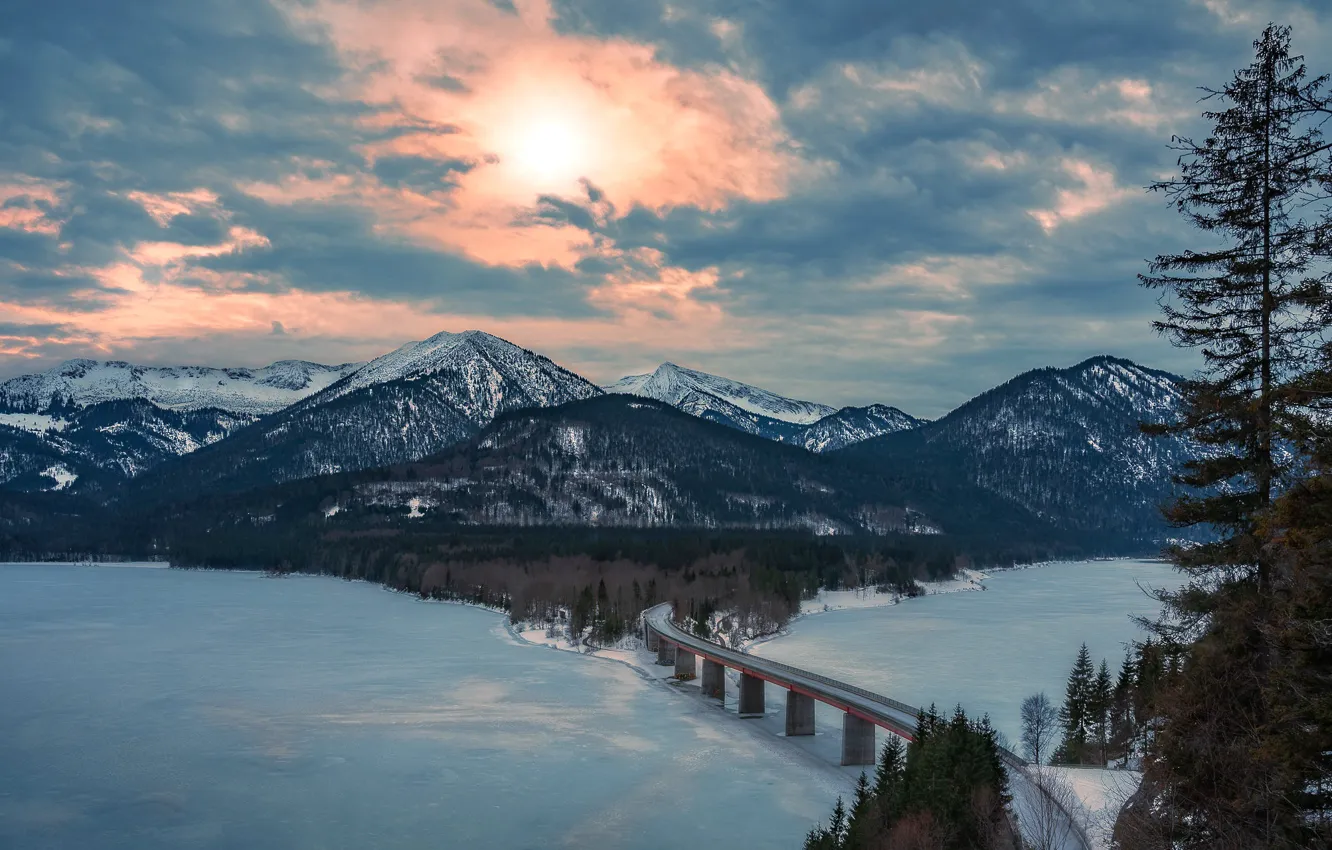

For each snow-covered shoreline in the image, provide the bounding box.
[500,564,1011,665]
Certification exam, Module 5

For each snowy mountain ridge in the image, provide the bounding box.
[127,330,605,497]
[606,362,837,425]
[837,355,1192,542]
[793,404,925,452]
[306,330,599,422]
[605,362,923,450]
[0,358,362,416]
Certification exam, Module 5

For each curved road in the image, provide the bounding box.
[643,602,1092,850]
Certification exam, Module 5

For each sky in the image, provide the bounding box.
[1,0,1328,417]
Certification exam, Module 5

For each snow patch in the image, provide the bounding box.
[0,412,69,433]
[40,464,77,490]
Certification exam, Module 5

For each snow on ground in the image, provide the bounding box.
[0,412,69,433]
[1042,766,1142,849]
[800,569,989,616]
[41,464,78,490]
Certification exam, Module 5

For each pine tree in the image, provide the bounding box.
[1140,26,1330,589]
[843,772,873,850]
[1055,643,1094,763]
[873,735,906,830]
[818,708,1013,849]
[1091,659,1113,764]
[827,796,848,847]
[1123,23,1332,849]
[1110,650,1137,764]
[1262,413,1332,842]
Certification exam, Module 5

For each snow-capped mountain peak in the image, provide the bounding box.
[0,357,363,416]
[606,362,837,425]
[310,330,602,423]
[793,403,924,452]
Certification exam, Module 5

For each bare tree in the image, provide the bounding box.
[1019,766,1089,850]
[1021,692,1059,765]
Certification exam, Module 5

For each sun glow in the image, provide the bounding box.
[509,118,582,183]
[494,102,599,193]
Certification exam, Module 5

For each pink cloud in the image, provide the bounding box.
[0,177,68,236]
[1028,159,1135,232]
[259,0,807,269]
[125,189,222,226]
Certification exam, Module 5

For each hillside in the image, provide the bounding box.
[838,356,1191,542]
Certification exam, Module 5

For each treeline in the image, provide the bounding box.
[804,706,1016,850]
[153,524,1026,646]
[1021,640,1174,767]
[0,474,1098,652]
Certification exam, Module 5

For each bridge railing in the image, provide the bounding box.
[647,606,1029,768]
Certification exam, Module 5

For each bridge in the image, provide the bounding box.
[642,602,1092,849]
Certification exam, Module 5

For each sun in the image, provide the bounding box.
[491,97,601,194]
[510,118,582,183]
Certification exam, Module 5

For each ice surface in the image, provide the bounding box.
[751,559,1179,746]
[0,560,1168,850]
[0,564,851,850]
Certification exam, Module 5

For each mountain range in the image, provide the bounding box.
[0,330,1194,548]
[161,395,1061,546]
[604,362,923,451]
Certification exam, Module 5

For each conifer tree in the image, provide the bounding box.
[1111,651,1137,763]
[1123,23,1332,849]
[1262,407,1332,841]
[1140,25,1330,590]
[819,708,1013,849]
[827,796,848,847]
[1091,659,1113,764]
[843,772,873,850]
[873,735,906,830]
[1055,643,1094,763]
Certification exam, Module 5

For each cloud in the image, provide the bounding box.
[269,0,814,268]
[0,176,69,236]
[0,0,1328,415]
[1028,159,1138,232]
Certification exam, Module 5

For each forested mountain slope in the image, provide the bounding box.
[838,356,1191,542]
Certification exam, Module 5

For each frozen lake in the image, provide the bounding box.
[0,559,1176,849]
[0,564,846,850]
[751,559,1179,746]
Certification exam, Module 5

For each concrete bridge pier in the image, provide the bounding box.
[785,691,815,736]
[738,673,765,717]
[656,638,676,666]
[644,621,659,652]
[701,659,725,699]
[674,648,697,678]
[841,714,876,765]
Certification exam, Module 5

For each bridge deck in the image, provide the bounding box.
[641,603,1092,850]
[644,602,1023,762]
